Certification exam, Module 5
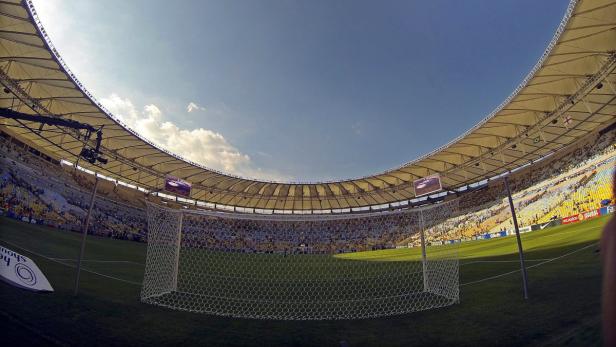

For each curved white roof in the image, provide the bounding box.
[0,0,614,211]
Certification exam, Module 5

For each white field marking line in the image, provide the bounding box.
[459,225,602,264]
[48,258,144,266]
[0,239,142,286]
[0,238,600,289]
[460,259,552,266]
[460,241,599,287]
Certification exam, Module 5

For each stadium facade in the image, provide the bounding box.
[0,0,614,213]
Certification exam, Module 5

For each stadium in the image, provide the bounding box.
[0,0,615,345]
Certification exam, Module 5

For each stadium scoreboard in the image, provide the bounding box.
[164,175,192,197]
[413,174,442,197]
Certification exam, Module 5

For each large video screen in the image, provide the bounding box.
[413,174,442,197]
[164,175,192,197]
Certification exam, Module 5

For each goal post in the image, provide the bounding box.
[419,210,429,292]
[420,203,462,303]
[171,213,183,292]
[141,204,183,299]
[141,200,460,320]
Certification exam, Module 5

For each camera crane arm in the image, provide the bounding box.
[0,107,107,164]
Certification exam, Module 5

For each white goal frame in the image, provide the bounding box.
[141,201,460,320]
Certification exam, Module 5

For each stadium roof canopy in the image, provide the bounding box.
[0,0,615,212]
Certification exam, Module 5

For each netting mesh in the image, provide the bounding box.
[142,200,460,320]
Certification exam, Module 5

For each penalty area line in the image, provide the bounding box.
[460,259,552,266]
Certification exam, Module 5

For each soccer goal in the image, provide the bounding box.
[141,200,460,320]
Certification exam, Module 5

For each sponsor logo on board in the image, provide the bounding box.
[561,215,579,224]
[582,209,600,220]
[0,245,53,292]
[519,226,532,233]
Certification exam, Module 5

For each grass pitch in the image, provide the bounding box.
[0,214,608,346]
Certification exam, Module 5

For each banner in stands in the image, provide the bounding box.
[164,175,192,197]
[413,174,442,197]
[0,245,53,292]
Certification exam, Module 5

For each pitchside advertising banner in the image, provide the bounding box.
[164,175,192,197]
[413,174,442,197]
[562,205,614,225]
[561,214,580,224]
[0,245,53,292]
[479,205,614,240]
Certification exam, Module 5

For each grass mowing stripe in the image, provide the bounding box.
[460,259,552,265]
[0,232,600,289]
[460,241,599,286]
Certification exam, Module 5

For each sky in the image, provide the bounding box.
[33,0,570,182]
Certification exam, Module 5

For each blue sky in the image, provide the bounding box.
[34,0,570,182]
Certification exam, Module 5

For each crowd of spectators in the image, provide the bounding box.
[431,158,614,243]
[424,128,616,242]
[447,128,612,211]
[0,136,147,240]
[0,125,614,253]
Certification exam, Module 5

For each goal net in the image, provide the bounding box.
[141,200,460,320]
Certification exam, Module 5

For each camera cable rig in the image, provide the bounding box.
[0,107,107,165]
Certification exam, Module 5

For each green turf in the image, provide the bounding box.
[0,214,609,346]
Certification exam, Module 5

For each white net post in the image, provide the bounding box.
[419,210,429,292]
[171,213,183,291]
[420,201,461,303]
[141,202,183,301]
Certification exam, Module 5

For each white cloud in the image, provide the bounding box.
[34,1,293,182]
[101,94,289,181]
[186,102,206,113]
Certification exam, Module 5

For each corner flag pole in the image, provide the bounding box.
[74,175,100,296]
[504,176,529,299]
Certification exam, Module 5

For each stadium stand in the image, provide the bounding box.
[0,133,147,241]
[1,125,614,252]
